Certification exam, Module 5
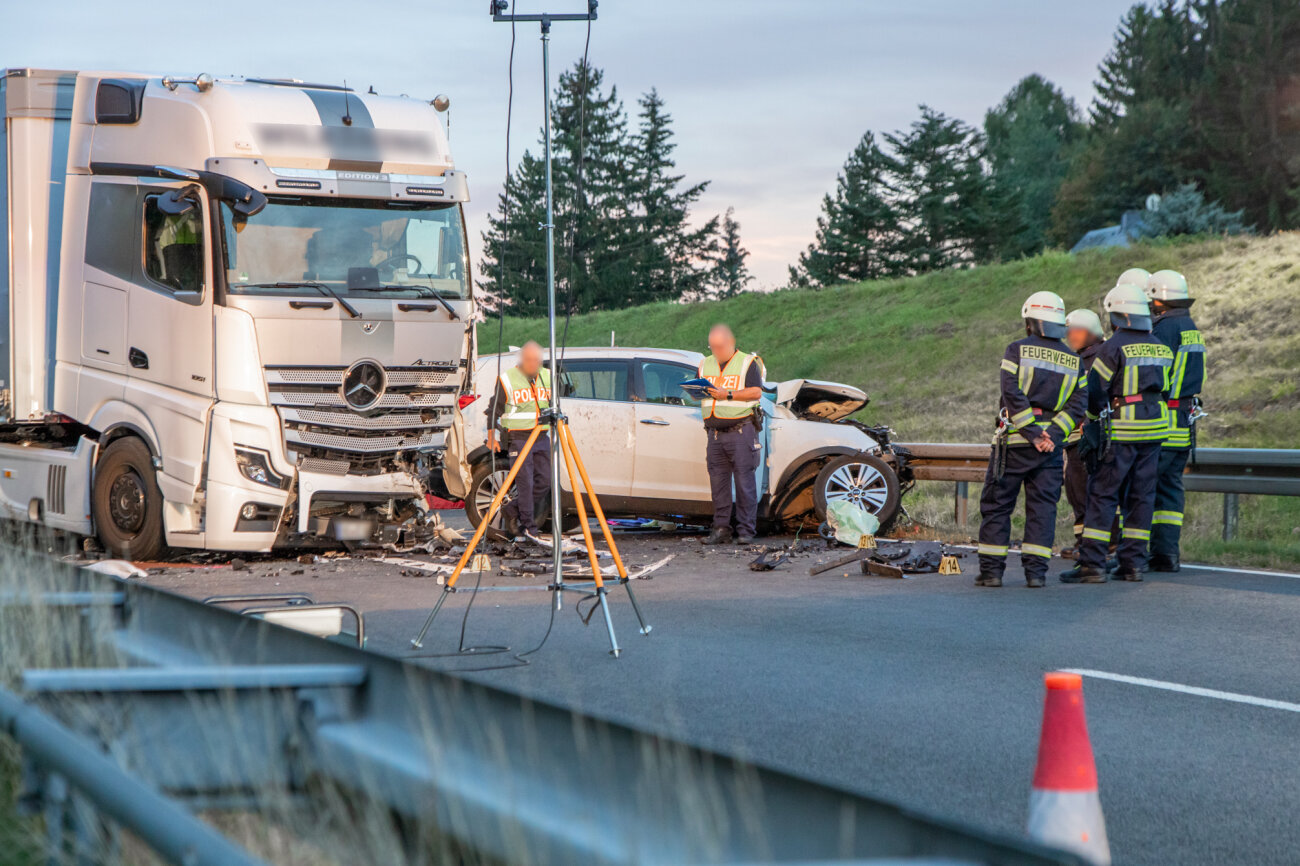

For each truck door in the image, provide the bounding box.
[122,184,215,509]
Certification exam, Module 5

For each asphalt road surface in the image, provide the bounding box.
[141,517,1300,866]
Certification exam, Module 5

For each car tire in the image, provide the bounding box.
[812,452,900,528]
[465,456,550,538]
[92,437,165,561]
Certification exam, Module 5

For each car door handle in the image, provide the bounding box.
[640,418,670,426]
[128,347,149,369]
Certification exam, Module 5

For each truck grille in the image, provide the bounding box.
[265,364,459,473]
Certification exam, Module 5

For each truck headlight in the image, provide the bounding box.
[234,447,290,489]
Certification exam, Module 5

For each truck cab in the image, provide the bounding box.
[0,69,474,557]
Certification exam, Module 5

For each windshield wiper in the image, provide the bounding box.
[355,285,461,321]
[245,281,361,319]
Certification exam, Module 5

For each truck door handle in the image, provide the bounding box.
[128,347,149,369]
[289,300,333,310]
[640,418,670,426]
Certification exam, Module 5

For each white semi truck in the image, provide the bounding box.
[0,68,475,558]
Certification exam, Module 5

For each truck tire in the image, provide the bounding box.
[465,457,549,538]
[812,453,900,529]
[92,437,165,560]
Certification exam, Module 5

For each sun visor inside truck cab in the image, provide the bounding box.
[205,158,470,204]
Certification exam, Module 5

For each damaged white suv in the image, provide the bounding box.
[447,347,911,534]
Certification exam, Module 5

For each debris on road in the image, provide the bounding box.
[808,539,970,578]
[749,548,792,572]
[825,500,880,548]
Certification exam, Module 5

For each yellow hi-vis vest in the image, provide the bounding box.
[498,366,552,431]
[699,351,763,420]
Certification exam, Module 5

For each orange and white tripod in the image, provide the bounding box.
[409,410,651,657]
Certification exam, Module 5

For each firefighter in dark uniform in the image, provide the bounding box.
[699,324,766,545]
[1061,284,1172,583]
[976,292,1086,589]
[1146,270,1205,572]
[1061,308,1105,557]
[486,341,553,540]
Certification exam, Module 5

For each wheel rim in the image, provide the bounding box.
[108,470,147,534]
[823,462,889,513]
[475,468,512,517]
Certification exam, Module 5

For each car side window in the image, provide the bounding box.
[143,194,205,297]
[557,360,629,401]
[640,361,700,407]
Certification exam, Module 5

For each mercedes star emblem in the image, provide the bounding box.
[341,359,387,411]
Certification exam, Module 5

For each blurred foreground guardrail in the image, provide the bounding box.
[0,552,1084,866]
[901,444,1300,541]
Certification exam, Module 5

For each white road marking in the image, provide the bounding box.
[945,542,1300,580]
[1180,563,1300,579]
[1064,668,1300,714]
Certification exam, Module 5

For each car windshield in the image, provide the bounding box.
[220,197,468,299]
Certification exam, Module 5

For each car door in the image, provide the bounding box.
[631,359,711,503]
[122,184,215,509]
[553,358,635,498]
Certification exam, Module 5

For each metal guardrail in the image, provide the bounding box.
[900,444,1300,540]
[0,553,1085,866]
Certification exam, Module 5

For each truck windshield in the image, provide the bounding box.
[220,197,468,299]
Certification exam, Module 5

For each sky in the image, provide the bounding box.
[4,0,1136,288]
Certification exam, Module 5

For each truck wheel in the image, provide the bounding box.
[813,453,900,528]
[465,458,549,538]
[92,437,165,560]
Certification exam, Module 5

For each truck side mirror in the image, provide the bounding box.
[157,186,199,216]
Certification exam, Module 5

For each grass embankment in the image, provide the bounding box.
[481,234,1300,568]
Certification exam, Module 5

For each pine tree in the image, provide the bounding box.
[791,131,903,287]
[1197,0,1300,230]
[625,88,718,306]
[1092,1,1213,126]
[480,66,720,313]
[710,208,752,298]
[886,107,993,272]
[984,75,1085,259]
[1050,0,1219,246]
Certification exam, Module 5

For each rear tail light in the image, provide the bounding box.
[457,394,479,409]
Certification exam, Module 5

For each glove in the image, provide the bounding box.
[1079,420,1103,473]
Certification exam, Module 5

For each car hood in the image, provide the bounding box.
[774,379,868,421]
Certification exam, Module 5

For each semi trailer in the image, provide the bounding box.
[0,68,475,558]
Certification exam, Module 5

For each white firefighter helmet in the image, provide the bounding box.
[1117,267,1151,288]
[1145,269,1192,305]
[1065,308,1104,339]
[1104,283,1152,331]
[1021,291,1068,339]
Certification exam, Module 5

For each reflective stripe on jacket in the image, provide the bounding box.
[1087,330,1172,443]
[699,351,763,420]
[1153,309,1204,450]
[998,336,1086,447]
[497,366,552,431]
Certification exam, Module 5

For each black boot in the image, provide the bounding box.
[1059,564,1108,584]
[1115,568,1144,582]
[1026,574,1045,588]
[701,527,733,545]
[974,572,1003,587]
[1148,553,1180,573]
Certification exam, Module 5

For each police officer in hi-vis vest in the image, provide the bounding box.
[975,292,1086,588]
[487,341,554,539]
[699,324,766,545]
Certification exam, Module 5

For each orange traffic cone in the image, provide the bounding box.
[1028,671,1111,866]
